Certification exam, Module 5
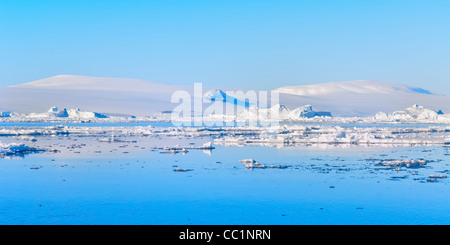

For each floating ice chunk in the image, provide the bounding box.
[160,148,189,154]
[244,161,266,169]
[269,165,289,169]
[19,136,37,142]
[376,159,430,168]
[239,159,256,164]
[199,142,215,149]
[238,159,267,169]
[0,142,40,156]
[173,168,194,172]
[429,175,447,179]
[98,134,123,143]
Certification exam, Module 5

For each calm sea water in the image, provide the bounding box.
[0,140,449,224]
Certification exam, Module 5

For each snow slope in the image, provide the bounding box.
[12,74,182,93]
[274,80,435,96]
[274,80,450,117]
[1,75,193,116]
[1,76,450,118]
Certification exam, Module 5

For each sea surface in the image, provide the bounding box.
[0,127,449,224]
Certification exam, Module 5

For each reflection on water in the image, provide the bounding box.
[0,135,449,224]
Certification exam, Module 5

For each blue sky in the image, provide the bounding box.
[1,0,450,93]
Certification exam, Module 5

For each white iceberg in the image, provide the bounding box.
[374,104,443,121]
[11,106,109,120]
[0,142,36,156]
[235,104,332,121]
[67,108,108,119]
[27,106,68,118]
[288,105,332,119]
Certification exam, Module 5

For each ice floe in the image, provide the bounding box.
[2,124,450,146]
[0,141,42,157]
[375,159,431,168]
[239,159,290,169]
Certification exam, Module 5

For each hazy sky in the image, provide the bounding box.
[1,0,450,93]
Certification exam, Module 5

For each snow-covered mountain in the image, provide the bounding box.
[274,80,435,96]
[273,80,449,117]
[1,75,193,116]
[12,74,182,93]
[1,76,450,118]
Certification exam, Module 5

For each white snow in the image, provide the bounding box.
[2,124,450,147]
[287,105,332,119]
[239,159,256,163]
[1,75,194,116]
[273,80,450,117]
[0,141,33,155]
[375,159,430,168]
[374,104,445,121]
[231,104,332,121]
[2,75,450,120]
[273,80,435,96]
[18,107,109,119]
[11,74,181,93]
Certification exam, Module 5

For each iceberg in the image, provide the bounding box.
[288,105,332,119]
[7,106,109,120]
[374,104,443,121]
[235,104,332,121]
[67,108,108,119]
[27,106,68,118]
[375,159,430,168]
[0,141,41,156]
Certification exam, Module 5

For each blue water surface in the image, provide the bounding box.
[0,143,449,225]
